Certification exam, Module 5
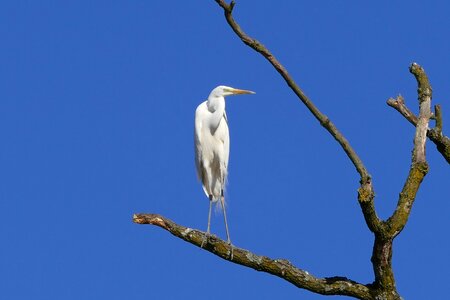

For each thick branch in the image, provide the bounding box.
[435,104,443,133]
[385,63,431,236]
[409,63,431,163]
[385,163,428,236]
[369,236,398,299]
[387,97,450,163]
[133,213,373,299]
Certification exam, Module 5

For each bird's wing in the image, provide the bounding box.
[222,111,230,171]
[194,102,206,181]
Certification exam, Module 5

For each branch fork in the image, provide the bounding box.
[387,66,449,163]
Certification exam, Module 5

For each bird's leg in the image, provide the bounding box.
[207,196,213,235]
[220,191,231,244]
[220,193,233,260]
[201,197,213,248]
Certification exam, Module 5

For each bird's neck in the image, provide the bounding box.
[206,96,225,131]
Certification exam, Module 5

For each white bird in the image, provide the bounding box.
[194,85,255,244]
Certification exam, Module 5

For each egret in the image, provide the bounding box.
[194,85,255,244]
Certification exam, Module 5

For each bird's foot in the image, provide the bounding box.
[201,233,211,248]
[227,240,234,260]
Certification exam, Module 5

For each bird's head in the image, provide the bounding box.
[210,85,256,98]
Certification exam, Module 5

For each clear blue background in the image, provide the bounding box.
[1,1,449,299]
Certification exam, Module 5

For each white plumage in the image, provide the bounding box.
[194,85,255,243]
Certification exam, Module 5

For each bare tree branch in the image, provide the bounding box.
[386,63,431,236]
[387,97,450,163]
[366,64,431,299]
[215,1,370,181]
[435,104,443,133]
[214,0,382,239]
[133,213,373,299]
[408,63,431,163]
[387,95,418,126]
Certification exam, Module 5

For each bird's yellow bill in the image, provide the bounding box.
[231,88,256,95]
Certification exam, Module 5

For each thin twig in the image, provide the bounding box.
[387,95,418,126]
[215,1,370,182]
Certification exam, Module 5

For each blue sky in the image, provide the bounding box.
[1,1,449,299]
